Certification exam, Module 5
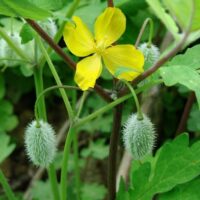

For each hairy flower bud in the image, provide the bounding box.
[138,43,160,66]
[24,120,57,167]
[39,19,57,38]
[123,113,155,160]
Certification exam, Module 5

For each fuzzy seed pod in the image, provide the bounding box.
[24,120,57,167]
[123,114,155,160]
[138,43,160,66]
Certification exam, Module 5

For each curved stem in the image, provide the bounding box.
[36,37,74,122]
[34,85,79,123]
[135,18,154,48]
[123,81,143,120]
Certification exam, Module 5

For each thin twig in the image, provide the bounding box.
[176,92,195,136]
[108,104,123,200]
[25,19,112,102]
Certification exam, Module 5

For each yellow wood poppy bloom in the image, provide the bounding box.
[63,7,144,90]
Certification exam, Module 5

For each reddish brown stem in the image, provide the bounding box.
[176,92,195,135]
[26,19,112,102]
[108,104,123,200]
[107,0,114,7]
[26,19,76,70]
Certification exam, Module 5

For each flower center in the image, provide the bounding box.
[94,43,105,56]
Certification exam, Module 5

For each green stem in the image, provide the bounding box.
[33,67,47,122]
[123,81,143,120]
[36,37,74,122]
[135,18,154,47]
[33,42,60,200]
[73,129,81,200]
[147,18,154,47]
[0,27,31,62]
[60,125,75,200]
[76,91,88,118]
[0,170,17,200]
[48,165,60,200]
[75,79,163,127]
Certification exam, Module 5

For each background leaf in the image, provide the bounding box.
[81,183,107,200]
[28,0,66,11]
[163,0,200,31]
[0,0,51,20]
[160,65,200,109]
[159,177,200,200]
[0,132,16,163]
[166,44,200,70]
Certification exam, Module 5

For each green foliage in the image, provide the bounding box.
[0,100,18,132]
[20,24,35,44]
[160,45,200,109]
[0,75,5,99]
[166,44,200,70]
[117,134,200,200]
[187,103,200,132]
[160,65,200,108]
[163,0,200,31]
[28,0,67,11]
[81,183,107,200]
[31,181,53,200]
[81,139,109,160]
[0,0,51,20]
[159,177,200,200]
[0,132,15,163]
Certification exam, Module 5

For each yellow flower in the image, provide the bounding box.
[63,7,144,91]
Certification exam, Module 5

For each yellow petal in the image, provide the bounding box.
[102,45,144,81]
[63,16,96,57]
[94,7,126,48]
[75,54,102,90]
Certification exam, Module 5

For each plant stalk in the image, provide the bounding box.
[0,170,17,200]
